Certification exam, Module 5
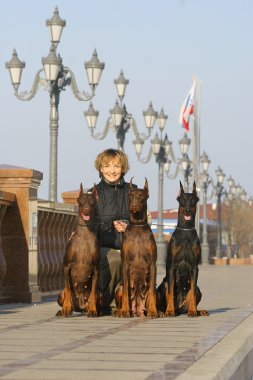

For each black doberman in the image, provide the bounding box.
[157,181,209,317]
[56,183,100,317]
[114,178,158,318]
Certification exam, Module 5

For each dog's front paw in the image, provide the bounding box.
[55,310,63,317]
[165,309,176,317]
[198,309,209,316]
[118,309,130,318]
[62,307,73,317]
[188,309,198,317]
[87,310,98,318]
[147,310,158,319]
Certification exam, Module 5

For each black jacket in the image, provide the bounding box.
[91,177,136,249]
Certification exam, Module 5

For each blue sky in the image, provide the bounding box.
[1,0,253,210]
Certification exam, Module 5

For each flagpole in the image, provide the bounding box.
[192,74,200,235]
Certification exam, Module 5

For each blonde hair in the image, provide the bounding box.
[95,149,129,176]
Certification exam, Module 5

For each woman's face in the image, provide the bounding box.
[100,158,122,184]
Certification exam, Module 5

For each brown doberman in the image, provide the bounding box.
[115,178,158,318]
[157,181,209,317]
[56,183,100,317]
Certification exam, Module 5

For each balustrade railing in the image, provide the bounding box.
[37,201,76,294]
[0,192,77,302]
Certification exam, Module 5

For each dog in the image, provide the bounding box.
[56,183,100,317]
[157,181,208,317]
[114,178,158,318]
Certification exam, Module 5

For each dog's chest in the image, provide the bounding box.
[122,226,155,263]
[69,229,99,258]
[172,229,198,245]
[123,226,152,247]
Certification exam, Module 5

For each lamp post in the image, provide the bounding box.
[6,7,104,202]
[200,151,211,264]
[180,154,192,192]
[215,166,226,258]
[85,70,152,152]
[133,107,171,268]
[226,176,237,258]
[133,115,194,268]
[178,134,192,191]
[151,110,170,262]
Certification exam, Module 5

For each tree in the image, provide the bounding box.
[223,199,253,258]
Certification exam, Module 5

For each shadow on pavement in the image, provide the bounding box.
[208,307,235,314]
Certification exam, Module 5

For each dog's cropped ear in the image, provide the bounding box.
[192,181,197,194]
[177,181,184,202]
[144,177,149,198]
[79,183,84,195]
[192,181,199,202]
[92,183,99,201]
[129,177,134,191]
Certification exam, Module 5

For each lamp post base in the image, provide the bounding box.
[212,256,229,265]
[201,242,210,264]
[156,236,167,274]
[216,247,223,258]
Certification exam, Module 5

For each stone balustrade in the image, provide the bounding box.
[0,165,77,303]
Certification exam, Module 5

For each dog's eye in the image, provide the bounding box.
[190,198,196,206]
[180,198,186,206]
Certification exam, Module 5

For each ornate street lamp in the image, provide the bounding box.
[240,189,247,202]
[178,133,192,191]
[180,154,192,192]
[200,151,211,264]
[6,7,104,202]
[226,175,236,258]
[179,132,191,155]
[215,166,226,258]
[133,113,194,267]
[133,107,170,268]
[159,132,191,184]
[85,70,153,152]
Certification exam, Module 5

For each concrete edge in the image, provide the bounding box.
[175,310,253,380]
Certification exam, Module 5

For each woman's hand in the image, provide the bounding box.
[113,220,128,232]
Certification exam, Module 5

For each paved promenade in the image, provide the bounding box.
[0,265,253,380]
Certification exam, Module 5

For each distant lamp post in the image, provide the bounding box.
[163,132,191,183]
[85,70,152,152]
[215,166,226,258]
[240,189,247,202]
[180,154,192,191]
[226,175,236,258]
[179,133,191,191]
[200,151,211,264]
[6,7,104,202]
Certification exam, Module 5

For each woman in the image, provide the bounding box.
[90,148,136,314]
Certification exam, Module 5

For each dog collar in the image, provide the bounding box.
[176,226,196,231]
[77,223,90,228]
[128,223,148,227]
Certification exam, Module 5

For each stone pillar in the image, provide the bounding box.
[0,190,16,301]
[61,190,79,205]
[0,165,43,303]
